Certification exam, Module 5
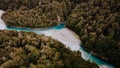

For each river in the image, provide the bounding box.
[0,10,114,68]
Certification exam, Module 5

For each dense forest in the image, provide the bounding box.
[0,0,120,68]
[66,0,120,67]
[0,0,76,28]
[0,30,98,68]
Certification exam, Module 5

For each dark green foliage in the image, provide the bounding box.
[1,0,76,28]
[66,0,120,67]
[2,7,58,28]
[0,30,98,68]
[0,0,40,10]
[1,0,119,67]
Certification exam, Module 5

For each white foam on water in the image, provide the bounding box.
[0,10,7,29]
